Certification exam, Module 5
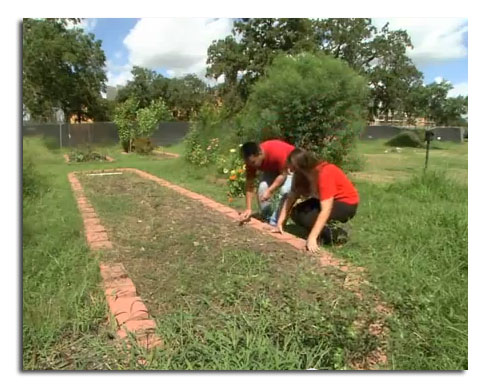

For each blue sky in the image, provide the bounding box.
[84,18,468,97]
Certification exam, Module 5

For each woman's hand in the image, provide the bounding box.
[306,236,320,253]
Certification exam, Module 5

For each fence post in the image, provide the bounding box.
[59,123,62,148]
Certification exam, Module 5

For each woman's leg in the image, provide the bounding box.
[291,198,358,243]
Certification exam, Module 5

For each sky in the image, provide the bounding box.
[81,17,468,97]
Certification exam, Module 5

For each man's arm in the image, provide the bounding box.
[239,175,256,221]
[259,171,287,201]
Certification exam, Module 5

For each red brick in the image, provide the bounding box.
[270,232,296,243]
[87,232,109,243]
[82,212,98,219]
[84,218,101,227]
[79,205,95,212]
[118,319,157,338]
[105,284,137,299]
[109,296,149,326]
[86,224,106,233]
[287,238,306,251]
[100,263,128,282]
[91,240,113,250]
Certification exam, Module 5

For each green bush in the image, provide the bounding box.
[385,131,424,148]
[132,137,154,154]
[114,97,171,152]
[239,52,369,166]
[184,104,237,166]
[69,147,107,162]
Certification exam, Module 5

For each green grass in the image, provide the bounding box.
[77,172,382,370]
[23,136,468,370]
[22,138,142,369]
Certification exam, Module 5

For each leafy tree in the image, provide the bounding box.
[136,99,172,137]
[114,97,171,152]
[166,75,210,120]
[22,18,107,122]
[240,52,368,166]
[206,18,421,117]
[114,97,139,152]
[115,66,163,108]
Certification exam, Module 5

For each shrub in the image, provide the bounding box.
[114,98,171,152]
[385,131,424,148]
[184,103,235,166]
[68,146,107,162]
[132,137,155,154]
[239,52,369,166]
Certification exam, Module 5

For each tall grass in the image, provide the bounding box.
[338,170,467,369]
[23,138,108,369]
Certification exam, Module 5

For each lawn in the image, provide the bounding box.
[22,137,468,370]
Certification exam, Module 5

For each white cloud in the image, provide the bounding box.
[122,18,234,80]
[66,18,97,33]
[373,18,467,66]
[448,82,468,97]
[105,60,133,87]
[80,18,97,33]
[434,76,443,84]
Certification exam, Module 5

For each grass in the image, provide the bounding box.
[22,138,121,369]
[22,136,468,370]
[77,171,382,370]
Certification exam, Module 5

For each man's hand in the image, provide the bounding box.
[259,189,272,202]
[306,237,320,253]
[239,209,253,222]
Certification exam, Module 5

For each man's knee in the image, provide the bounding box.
[257,181,269,195]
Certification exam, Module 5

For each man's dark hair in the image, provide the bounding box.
[241,142,261,160]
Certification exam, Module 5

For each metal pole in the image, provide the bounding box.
[424,137,430,170]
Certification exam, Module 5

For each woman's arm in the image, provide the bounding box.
[306,197,333,252]
[276,191,299,233]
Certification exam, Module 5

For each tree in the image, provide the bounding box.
[240,53,368,166]
[23,18,107,122]
[114,97,171,152]
[425,80,453,125]
[206,18,421,118]
[166,75,210,120]
[115,66,164,108]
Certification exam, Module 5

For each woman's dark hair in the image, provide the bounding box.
[286,148,321,173]
[241,142,261,160]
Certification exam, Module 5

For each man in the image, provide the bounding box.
[238,140,295,225]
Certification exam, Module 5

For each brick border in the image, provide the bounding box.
[151,149,180,158]
[71,168,391,369]
[67,172,161,350]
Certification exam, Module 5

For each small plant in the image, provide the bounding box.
[69,147,108,162]
[222,146,247,200]
[185,136,220,167]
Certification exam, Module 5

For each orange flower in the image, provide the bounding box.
[228,197,233,202]
[230,175,237,181]
[237,168,243,174]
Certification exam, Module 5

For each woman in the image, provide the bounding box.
[276,148,359,252]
